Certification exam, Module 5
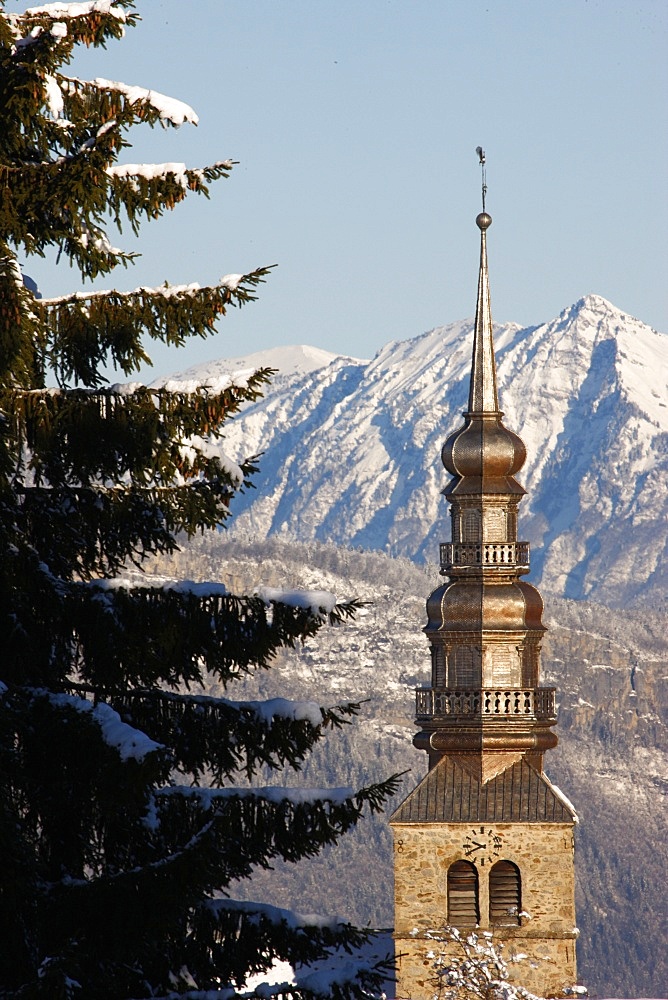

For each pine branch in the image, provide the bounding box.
[187,899,392,999]
[1,548,362,688]
[70,588,361,692]
[105,160,234,235]
[151,775,403,875]
[37,269,274,385]
[0,247,45,389]
[3,376,269,486]
[11,476,258,581]
[112,690,363,782]
[60,72,201,129]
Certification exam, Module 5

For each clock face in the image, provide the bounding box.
[462,826,503,866]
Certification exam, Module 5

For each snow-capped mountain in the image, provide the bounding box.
[166,295,668,607]
[159,344,354,389]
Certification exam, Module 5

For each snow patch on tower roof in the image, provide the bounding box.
[543,772,579,823]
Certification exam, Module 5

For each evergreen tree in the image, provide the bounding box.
[0,4,399,997]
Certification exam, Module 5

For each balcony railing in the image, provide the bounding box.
[415,686,556,720]
[440,541,530,572]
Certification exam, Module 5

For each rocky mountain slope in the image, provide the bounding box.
[148,537,667,999]
[161,295,668,608]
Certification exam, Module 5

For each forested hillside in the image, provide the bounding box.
[147,536,668,999]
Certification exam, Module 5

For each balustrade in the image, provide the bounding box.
[440,541,530,571]
[415,686,555,719]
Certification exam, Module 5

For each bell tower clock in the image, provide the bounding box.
[390,161,578,999]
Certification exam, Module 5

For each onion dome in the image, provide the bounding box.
[426,579,545,633]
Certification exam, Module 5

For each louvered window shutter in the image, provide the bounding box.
[447,861,480,927]
[489,860,521,925]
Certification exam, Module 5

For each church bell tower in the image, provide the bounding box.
[391,171,578,998]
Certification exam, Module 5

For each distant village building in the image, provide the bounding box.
[390,205,579,998]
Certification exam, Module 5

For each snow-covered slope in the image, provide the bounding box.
[171,296,668,607]
[156,344,357,390]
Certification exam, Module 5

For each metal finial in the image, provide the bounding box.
[476,146,487,212]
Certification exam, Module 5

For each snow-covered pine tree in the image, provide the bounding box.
[0,4,399,998]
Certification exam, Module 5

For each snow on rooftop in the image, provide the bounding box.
[543,772,580,823]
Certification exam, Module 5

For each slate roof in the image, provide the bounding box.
[390,756,576,824]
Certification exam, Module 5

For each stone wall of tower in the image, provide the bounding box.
[392,822,578,998]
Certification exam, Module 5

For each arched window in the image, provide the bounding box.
[489,860,521,926]
[447,861,479,927]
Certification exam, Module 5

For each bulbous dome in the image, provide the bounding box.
[443,414,526,479]
[441,414,526,495]
[426,580,544,633]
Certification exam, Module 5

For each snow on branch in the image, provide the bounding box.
[84,75,198,126]
[93,578,231,598]
[421,926,550,1000]
[39,690,163,761]
[135,689,324,729]
[156,785,356,809]
[23,3,128,20]
[6,3,129,51]
[231,697,323,728]
[255,587,338,618]
[294,958,390,997]
[40,267,266,312]
[205,898,344,932]
[106,161,235,189]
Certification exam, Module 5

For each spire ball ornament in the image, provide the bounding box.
[476,211,492,230]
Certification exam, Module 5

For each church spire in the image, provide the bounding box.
[415,158,557,776]
[469,146,498,413]
[468,211,499,414]
[390,162,578,1000]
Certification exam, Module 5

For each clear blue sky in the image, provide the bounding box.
[20,0,668,379]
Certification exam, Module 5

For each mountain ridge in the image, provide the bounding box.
[165,295,668,607]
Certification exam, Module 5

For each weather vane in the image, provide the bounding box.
[476,146,487,212]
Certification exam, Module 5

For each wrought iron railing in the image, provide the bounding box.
[415,686,555,719]
[440,541,530,572]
